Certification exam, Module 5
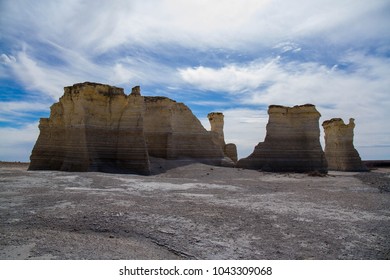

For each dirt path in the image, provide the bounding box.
[1,163,389,259]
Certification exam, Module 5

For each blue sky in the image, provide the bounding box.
[1,0,390,161]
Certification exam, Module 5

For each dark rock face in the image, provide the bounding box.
[224,143,238,163]
[237,104,328,173]
[322,118,367,171]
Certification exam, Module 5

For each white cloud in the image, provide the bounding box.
[0,122,39,162]
[0,101,49,118]
[7,50,82,99]
[273,42,302,53]
[2,0,389,99]
[2,0,389,53]
[2,47,180,100]
[0,54,16,64]
[179,57,283,93]
[181,52,390,158]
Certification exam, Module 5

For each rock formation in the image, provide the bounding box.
[29,82,151,174]
[29,82,228,174]
[208,112,225,147]
[143,98,224,161]
[237,104,327,173]
[322,118,367,171]
[207,112,238,163]
[224,143,238,164]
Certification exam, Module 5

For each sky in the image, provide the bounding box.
[1,0,390,162]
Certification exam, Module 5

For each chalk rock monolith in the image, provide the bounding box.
[207,112,238,163]
[237,104,327,173]
[322,118,367,171]
[29,82,229,174]
[29,82,151,174]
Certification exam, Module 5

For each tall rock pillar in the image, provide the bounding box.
[322,118,367,171]
[208,112,238,163]
[207,112,225,147]
[237,104,327,173]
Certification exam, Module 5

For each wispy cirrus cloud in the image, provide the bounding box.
[2,0,389,53]
[0,101,49,122]
[179,51,390,109]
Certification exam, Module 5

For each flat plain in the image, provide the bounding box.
[1,162,389,259]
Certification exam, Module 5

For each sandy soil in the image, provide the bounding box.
[0,162,389,260]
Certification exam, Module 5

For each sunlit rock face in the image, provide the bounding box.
[322,118,367,171]
[207,112,237,164]
[237,104,328,173]
[29,82,228,174]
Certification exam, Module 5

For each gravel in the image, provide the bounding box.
[1,162,389,260]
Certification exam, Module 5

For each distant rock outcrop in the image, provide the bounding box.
[224,143,238,164]
[237,104,327,173]
[29,82,227,174]
[207,112,225,148]
[322,118,367,171]
[207,112,238,163]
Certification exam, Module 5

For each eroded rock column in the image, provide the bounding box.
[237,104,327,173]
[208,112,238,164]
[322,118,367,171]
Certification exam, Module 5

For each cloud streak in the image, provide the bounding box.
[180,51,390,155]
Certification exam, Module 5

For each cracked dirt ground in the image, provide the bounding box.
[1,162,389,259]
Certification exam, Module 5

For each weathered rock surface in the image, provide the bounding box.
[207,112,225,148]
[322,118,367,171]
[144,98,224,161]
[29,82,227,174]
[207,112,238,163]
[224,143,238,163]
[29,82,151,174]
[237,104,327,173]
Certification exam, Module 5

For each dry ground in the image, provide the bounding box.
[0,162,389,259]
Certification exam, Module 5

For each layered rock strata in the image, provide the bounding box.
[29,82,227,174]
[207,112,238,163]
[207,112,225,147]
[29,82,151,174]
[224,143,238,163]
[237,104,327,173]
[143,98,224,161]
[322,118,367,171]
